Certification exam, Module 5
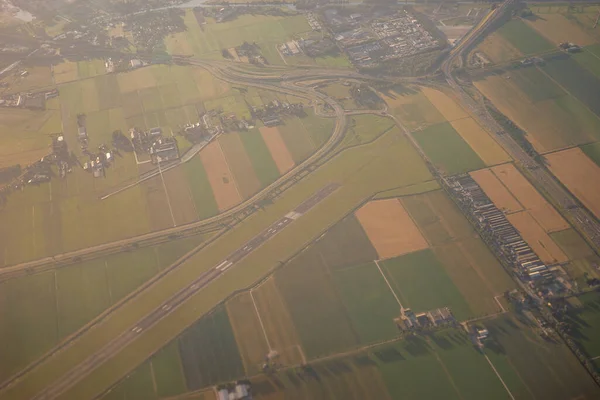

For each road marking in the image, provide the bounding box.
[219,262,233,272]
[484,353,515,400]
[215,260,228,270]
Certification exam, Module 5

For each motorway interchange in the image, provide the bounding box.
[4,1,600,398]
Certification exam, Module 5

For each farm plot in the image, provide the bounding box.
[420,87,468,122]
[275,250,359,359]
[226,292,271,376]
[525,13,597,46]
[498,19,554,54]
[162,167,199,226]
[382,89,445,130]
[474,73,600,153]
[275,117,316,164]
[298,109,334,149]
[476,32,522,63]
[545,147,600,219]
[53,61,79,84]
[449,118,510,166]
[182,154,219,220]
[332,263,401,345]
[199,141,242,212]
[551,228,600,283]
[355,198,429,259]
[218,133,261,199]
[252,277,305,366]
[260,126,295,175]
[381,250,473,320]
[491,163,568,232]
[484,313,600,399]
[574,44,600,78]
[413,122,485,174]
[470,168,523,214]
[581,141,600,167]
[507,211,568,264]
[540,55,600,117]
[509,66,566,103]
[178,306,245,390]
[239,129,281,187]
[565,292,600,360]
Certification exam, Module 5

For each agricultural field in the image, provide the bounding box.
[381,87,446,130]
[564,292,600,363]
[0,65,53,94]
[53,60,106,84]
[471,163,568,233]
[497,19,554,55]
[413,122,486,174]
[0,233,210,383]
[581,141,600,167]
[0,63,334,266]
[484,313,600,399]
[473,69,600,153]
[476,32,522,64]
[551,228,600,285]
[545,147,600,219]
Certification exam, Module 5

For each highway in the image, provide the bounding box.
[442,0,600,249]
[30,183,340,400]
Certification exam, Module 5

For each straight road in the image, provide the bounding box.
[31,183,340,400]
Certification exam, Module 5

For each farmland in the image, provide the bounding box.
[551,228,600,284]
[497,19,554,55]
[564,292,600,361]
[0,63,334,266]
[545,147,600,219]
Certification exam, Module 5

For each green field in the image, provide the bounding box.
[510,66,565,102]
[581,141,600,167]
[574,44,600,78]
[278,117,317,163]
[342,114,395,149]
[414,122,486,174]
[179,306,244,390]
[485,313,600,399]
[239,128,281,187]
[0,234,208,383]
[332,263,401,344]
[498,19,554,54]
[565,292,600,360]
[381,250,473,320]
[540,54,600,117]
[551,228,600,284]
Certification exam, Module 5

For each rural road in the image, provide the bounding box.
[30,183,340,400]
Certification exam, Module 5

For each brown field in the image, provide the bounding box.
[450,118,510,165]
[226,292,270,376]
[491,163,568,232]
[53,61,79,84]
[470,168,523,213]
[199,141,242,212]
[382,90,445,129]
[525,13,596,46]
[477,33,522,63]
[218,133,261,198]
[421,87,468,122]
[142,175,176,230]
[252,278,305,366]
[260,126,295,175]
[507,211,568,264]
[474,75,597,153]
[355,199,429,259]
[163,167,198,225]
[545,148,600,219]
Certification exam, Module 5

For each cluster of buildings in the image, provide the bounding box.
[558,42,581,53]
[0,88,56,110]
[306,13,322,31]
[398,307,455,331]
[445,175,554,285]
[130,127,180,164]
[217,382,251,400]
[249,99,304,127]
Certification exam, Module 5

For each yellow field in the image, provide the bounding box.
[470,168,523,213]
[355,198,429,259]
[450,118,511,165]
[117,67,158,92]
[477,32,522,63]
[491,163,568,233]
[507,211,568,264]
[525,13,597,46]
[545,148,600,220]
[421,87,468,122]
